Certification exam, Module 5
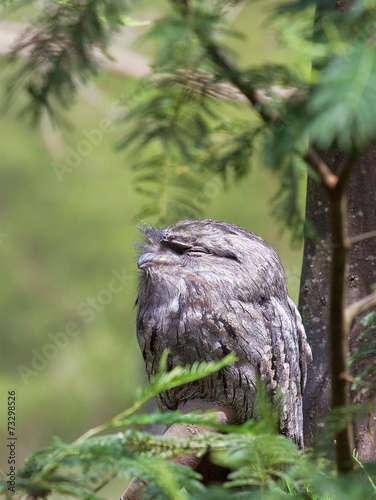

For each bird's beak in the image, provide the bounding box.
[138,253,153,269]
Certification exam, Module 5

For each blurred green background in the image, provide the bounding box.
[0,0,304,497]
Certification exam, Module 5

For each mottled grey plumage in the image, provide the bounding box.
[136,219,312,447]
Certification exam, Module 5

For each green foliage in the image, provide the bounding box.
[118,80,217,223]
[118,74,265,223]
[0,354,235,499]
[349,310,376,395]
[260,107,308,243]
[2,0,308,233]
[307,48,376,149]
[142,14,207,71]
[117,0,313,230]
[353,451,376,494]
[215,434,300,489]
[4,0,376,232]
[2,354,376,500]
[120,0,311,228]
[275,0,376,151]
[3,0,132,124]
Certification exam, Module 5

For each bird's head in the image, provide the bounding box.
[137,219,287,308]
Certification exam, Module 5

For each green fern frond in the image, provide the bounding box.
[140,351,237,402]
[3,354,236,499]
[220,434,300,489]
[270,154,306,244]
[307,47,376,149]
[348,309,376,392]
[3,0,131,123]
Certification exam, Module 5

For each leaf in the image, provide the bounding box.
[348,309,376,391]
[137,351,237,405]
[214,434,301,489]
[307,47,376,149]
[3,0,132,123]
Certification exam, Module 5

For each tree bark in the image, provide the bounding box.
[300,145,376,461]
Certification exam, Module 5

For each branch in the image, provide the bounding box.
[1,24,303,104]
[191,29,338,189]
[349,229,376,245]
[327,175,354,472]
[346,292,376,325]
[303,148,338,190]
[162,70,303,105]
[171,1,281,121]
[344,375,373,389]
[199,39,278,123]
[172,1,340,191]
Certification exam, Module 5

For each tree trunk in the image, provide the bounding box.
[300,145,376,461]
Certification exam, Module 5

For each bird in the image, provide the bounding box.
[136,218,312,448]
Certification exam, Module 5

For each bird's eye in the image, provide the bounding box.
[160,237,212,257]
[161,238,192,254]
[186,247,208,255]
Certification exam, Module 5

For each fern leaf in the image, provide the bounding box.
[307,47,376,149]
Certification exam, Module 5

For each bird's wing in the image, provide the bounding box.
[232,295,308,448]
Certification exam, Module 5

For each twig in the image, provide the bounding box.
[173,1,340,189]
[353,451,376,493]
[346,292,376,325]
[303,149,338,190]
[193,28,338,190]
[161,70,303,105]
[349,229,376,245]
[201,40,279,123]
[327,184,354,472]
[320,149,359,474]
[344,375,372,389]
